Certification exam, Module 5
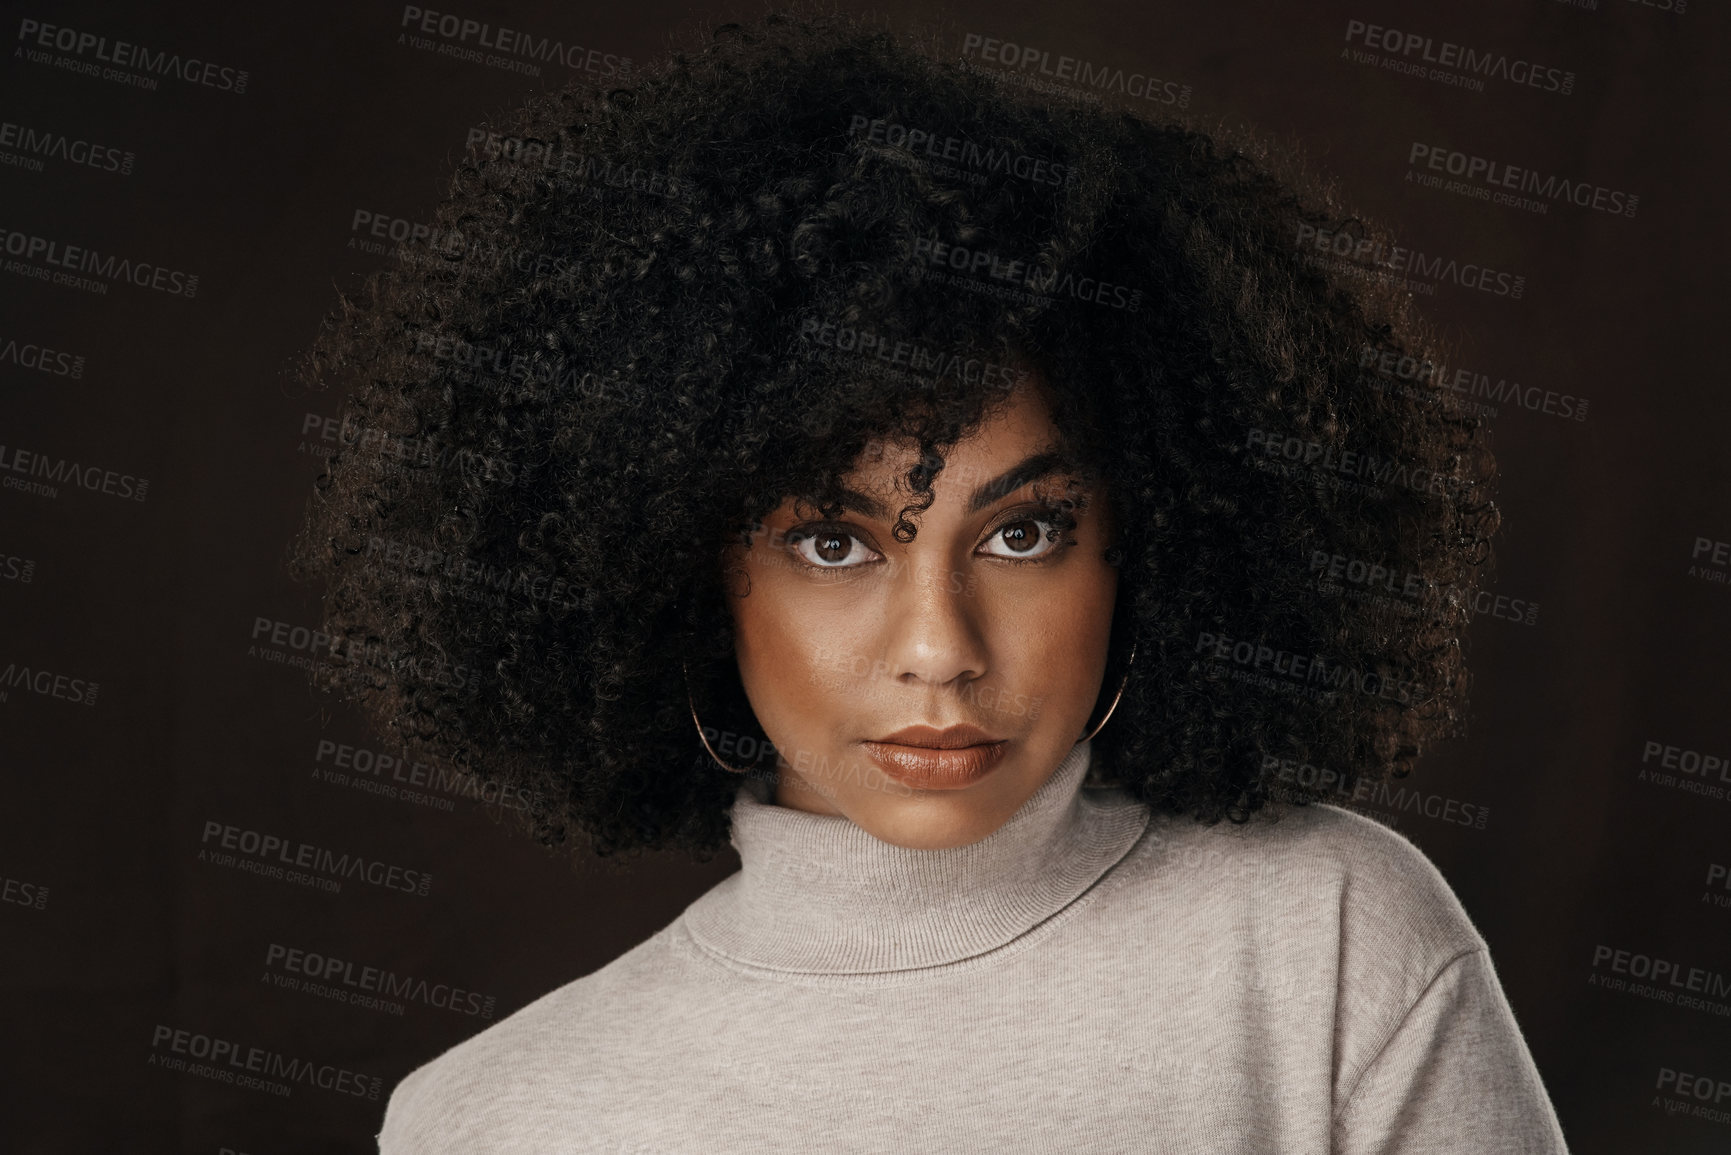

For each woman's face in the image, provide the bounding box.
[722,379,1120,849]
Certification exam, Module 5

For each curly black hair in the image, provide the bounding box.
[287,7,1499,862]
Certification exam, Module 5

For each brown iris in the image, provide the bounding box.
[814,532,854,564]
[998,520,1042,554]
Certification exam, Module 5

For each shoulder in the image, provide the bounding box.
[376,924,687,1152]
[1103,796,1494,1098]
[1109,794,1487,975]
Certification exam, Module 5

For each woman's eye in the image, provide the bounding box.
[791,528,881,569]
[980,518,1060,560]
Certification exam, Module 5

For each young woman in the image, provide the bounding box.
[292,10,1570,1152]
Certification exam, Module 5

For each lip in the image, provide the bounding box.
[861,724,1009,790]
[872,723,1003,749]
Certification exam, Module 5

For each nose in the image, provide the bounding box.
[880,556,990,689]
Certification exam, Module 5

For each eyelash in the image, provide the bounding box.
[783,505,1078,572]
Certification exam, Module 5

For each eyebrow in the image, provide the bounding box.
[826,450,1070,520]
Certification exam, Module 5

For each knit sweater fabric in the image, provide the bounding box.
[377,740,1571,1153]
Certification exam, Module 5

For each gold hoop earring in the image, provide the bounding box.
[683,659,751,774]
[1078,641,1136,744]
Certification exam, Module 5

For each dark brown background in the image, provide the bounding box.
[2,0,1727,1150]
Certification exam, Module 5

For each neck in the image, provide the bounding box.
[681,740,1151,975]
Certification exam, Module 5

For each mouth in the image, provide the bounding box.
[860,724,1009,790]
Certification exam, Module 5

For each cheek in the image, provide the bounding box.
[1000,571,1114,662]
[984,560,1117,720]
[730,573,878,729]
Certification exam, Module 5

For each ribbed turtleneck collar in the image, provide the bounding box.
[680,740,1151,975]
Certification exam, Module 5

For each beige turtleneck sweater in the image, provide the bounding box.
[377,740,1571,1152]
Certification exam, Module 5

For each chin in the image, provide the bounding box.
[849,780,1023,850]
